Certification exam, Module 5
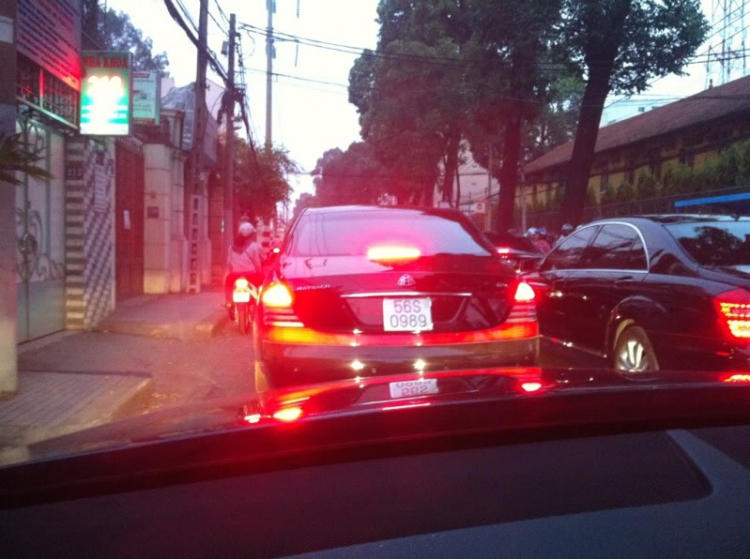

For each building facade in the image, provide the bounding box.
[522,75,750,228]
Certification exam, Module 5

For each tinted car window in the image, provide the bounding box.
[484,232,541,254]
[581,224,647,270]
[664,221,750,267]
[289,211,494,257]
[540,226,598,271]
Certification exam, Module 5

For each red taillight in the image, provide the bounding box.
[262,283,293,307]
[497,247,511,255]
[520,382,543,392]
[723,374,750,383]
[272,407,303,422]
[714,288,750,339]
[367,245,421,263]
[506,281,537,327]
[514,282,535,302]
[261,282,303,327]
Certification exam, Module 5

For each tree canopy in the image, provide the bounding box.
[321,0,709,230]
[560,0,708,225]
[82,0,170,77]
[312,142,393,206]
[232,140,299,222]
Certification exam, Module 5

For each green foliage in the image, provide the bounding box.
[739,140,750,182]
[312,143,392,206]
[561,0,709,96]
[614,180,635,202]
[636,170,658,198]
[0,133,52,186]
[560,0,708,225]
[86,4,170,76]
[232,140,299,221]
[349,1,473,204]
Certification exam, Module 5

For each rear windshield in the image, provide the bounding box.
[664,221,750,266]
[288,210,494,257]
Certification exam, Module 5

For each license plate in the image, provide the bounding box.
[233,292,251,303]
[389,379,439,399]
[383,298,433,331]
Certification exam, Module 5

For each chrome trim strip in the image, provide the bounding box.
[342,292,472,298]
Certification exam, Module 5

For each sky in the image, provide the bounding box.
[105,0,744,202]
[106,0,381,200]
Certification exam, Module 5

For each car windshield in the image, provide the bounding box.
[664,221,750,267]
[288,210,494,257]
[10,5,750,548]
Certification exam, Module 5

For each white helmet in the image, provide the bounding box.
[238,222,255,237]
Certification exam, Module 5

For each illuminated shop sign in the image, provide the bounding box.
[80,51,131,135]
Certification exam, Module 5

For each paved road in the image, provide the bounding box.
[17,320,583,424]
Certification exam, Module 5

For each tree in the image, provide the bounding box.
[293,192,317,217]
[82,1,170,76]
[559,0,708,226]
[349,0,472,206]
[312,142,392,206]
[463,0,564,233]
[232,140,298,222]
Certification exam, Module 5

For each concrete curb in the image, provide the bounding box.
[96,309,230,341]
[196,309,231,339]
[0,371,154,449]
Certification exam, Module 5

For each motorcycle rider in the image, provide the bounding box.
[225,222,264,312]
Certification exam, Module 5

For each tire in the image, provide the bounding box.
[613,325,659,373]
[237,303,250,335]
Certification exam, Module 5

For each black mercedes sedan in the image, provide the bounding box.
[253,205,539,391]
[525,214,750,373]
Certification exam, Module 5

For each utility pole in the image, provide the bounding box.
[265,0,274,150]
[194,0,209,193]
[187,0,208,293]
[224,13,236,252]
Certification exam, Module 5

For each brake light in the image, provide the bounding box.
[272,407,303,422]
[714,288,750,339]
[514,282,535,302]
[262,283,293,307]
[723,374,750,383]
[506,281,537,328]
[520,382,543,392]
[497,247,511,255]
[367,245,421,263]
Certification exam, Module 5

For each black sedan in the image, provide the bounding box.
[483,231,545,273]
[525,214,750,373]
[253,205,539,391]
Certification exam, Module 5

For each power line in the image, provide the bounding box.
[213,0,230,26]
[162,0,229,83]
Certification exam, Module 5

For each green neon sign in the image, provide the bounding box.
[80,51,131,135]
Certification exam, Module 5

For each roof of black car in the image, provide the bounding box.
[588,214,750,225]
[300,204,464,216]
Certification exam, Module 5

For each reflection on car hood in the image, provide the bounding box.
[8,367,750,467]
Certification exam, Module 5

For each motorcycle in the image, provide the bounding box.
[229,276,259,334]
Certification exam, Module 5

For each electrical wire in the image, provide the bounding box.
[162,0,229,83]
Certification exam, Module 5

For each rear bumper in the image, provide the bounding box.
[257,332,539,389]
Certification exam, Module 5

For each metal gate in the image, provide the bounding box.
[114,140,144,299]
[15,117,66,342]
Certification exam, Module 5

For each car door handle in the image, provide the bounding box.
[614,276,634,286]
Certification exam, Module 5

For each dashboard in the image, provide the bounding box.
[2,425,750,557]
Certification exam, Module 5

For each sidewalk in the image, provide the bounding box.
[0,288,229,454]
